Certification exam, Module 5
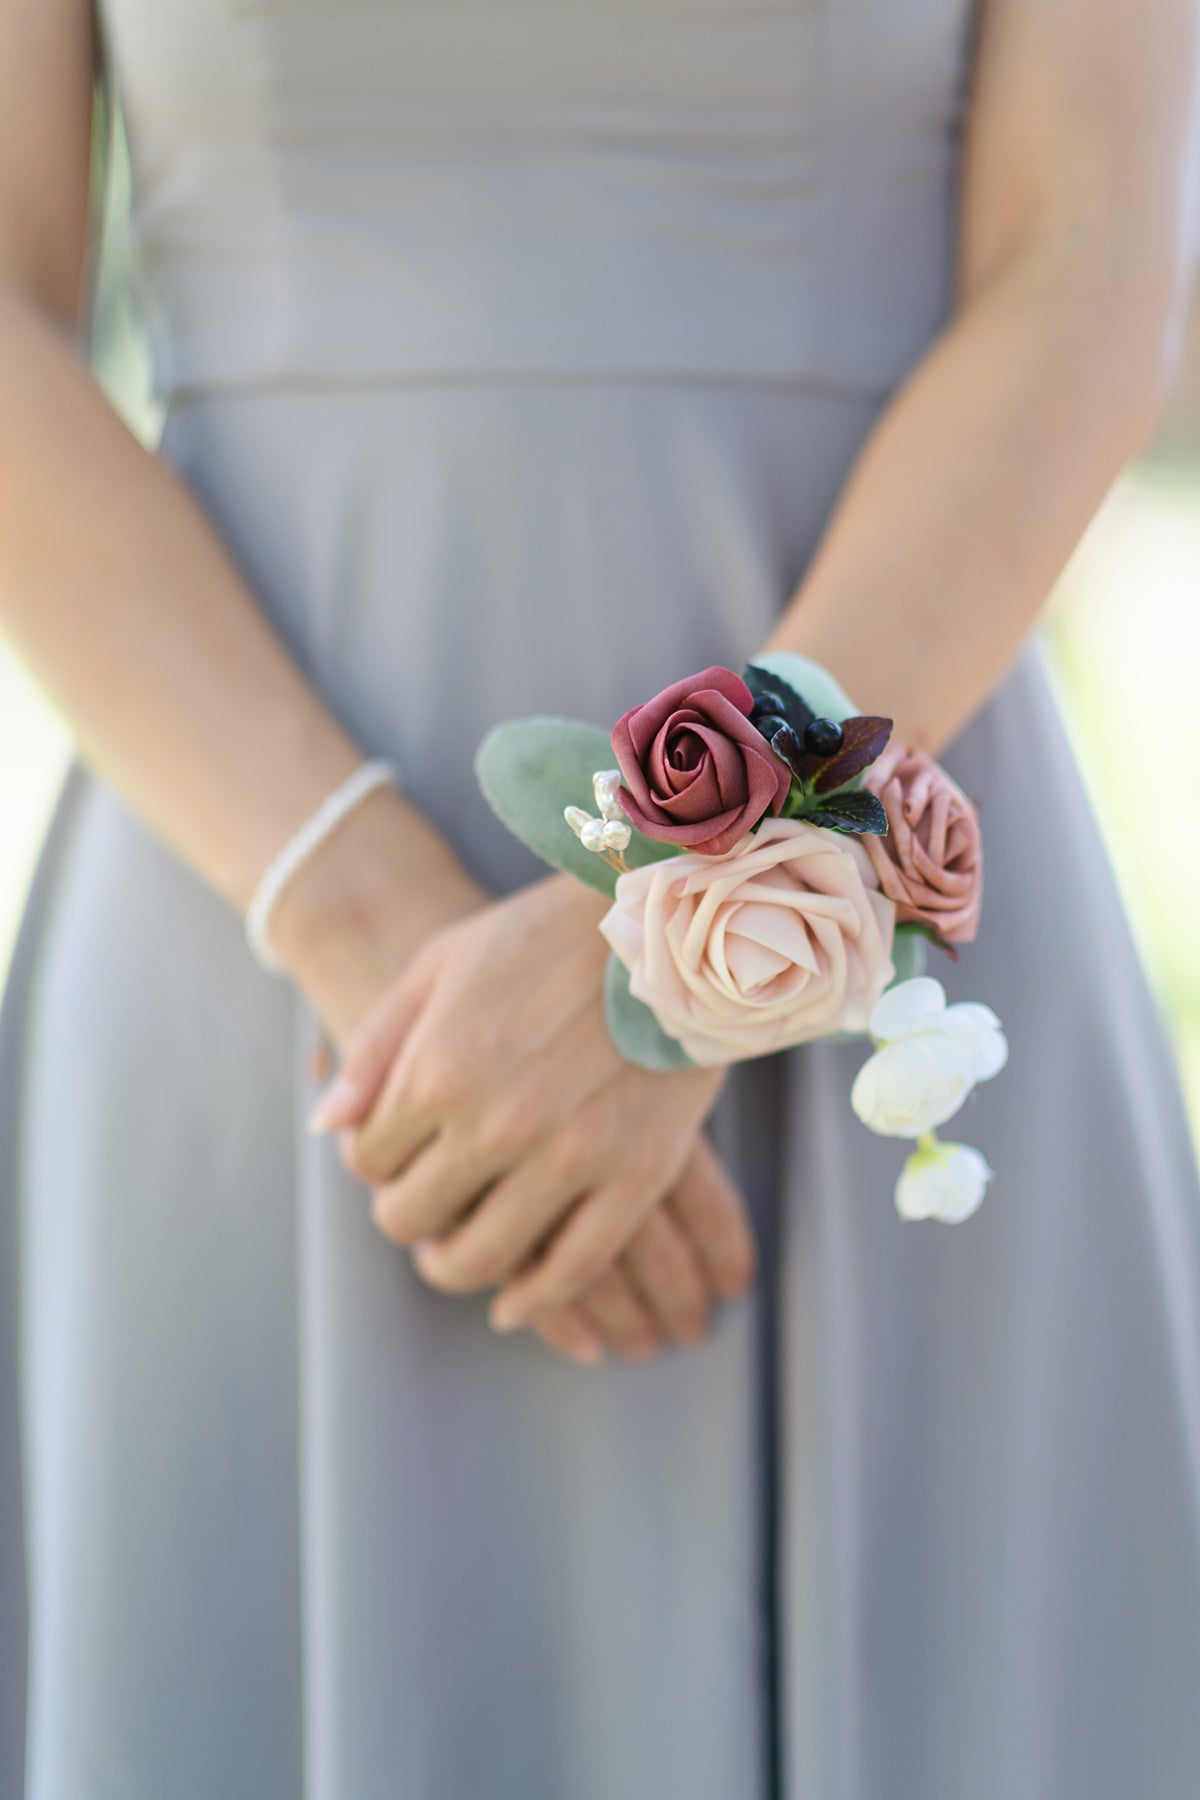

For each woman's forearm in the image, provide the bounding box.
[762,230,1186,757]
[0,283,475,971]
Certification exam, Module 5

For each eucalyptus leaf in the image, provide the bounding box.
[604,954,696,1070]
[475,716,684,897]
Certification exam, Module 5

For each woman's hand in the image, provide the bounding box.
[523,1133,757,1366]
[310,870,756,1339]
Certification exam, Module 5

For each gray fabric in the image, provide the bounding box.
[3,2,1200,1796]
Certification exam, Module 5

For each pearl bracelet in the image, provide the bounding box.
[244,757,401,974]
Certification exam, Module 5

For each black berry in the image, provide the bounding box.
[749,690,788,722]
[803,717,844,756]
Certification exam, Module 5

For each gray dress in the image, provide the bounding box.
[3,2,1200,1796]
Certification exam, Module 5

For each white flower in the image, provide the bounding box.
[895,1138,993,1224]
[851,1032,976,1136]
[850,975,1007,1138]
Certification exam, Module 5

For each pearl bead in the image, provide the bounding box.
[592,769,624,821]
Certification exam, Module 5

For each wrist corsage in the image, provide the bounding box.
[475,651,1006,1223]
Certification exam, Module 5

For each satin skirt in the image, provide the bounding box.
[2,374,1199,1799]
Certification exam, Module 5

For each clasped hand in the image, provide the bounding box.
[311,872,757,1360]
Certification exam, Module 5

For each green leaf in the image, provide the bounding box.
[604,954,696,1070]
[804,789,890,834]
[474,716,683,897]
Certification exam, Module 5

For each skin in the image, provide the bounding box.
[0,0,756,1367]
[2,2,1197,1362]
[326,0,1200,1344]
[318,0,1200,1346]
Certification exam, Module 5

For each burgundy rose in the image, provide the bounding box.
[611,666,792,856]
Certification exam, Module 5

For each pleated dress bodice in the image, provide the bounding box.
[97,0,980,401]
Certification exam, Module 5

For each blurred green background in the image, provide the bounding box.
[2,117,1199,1165]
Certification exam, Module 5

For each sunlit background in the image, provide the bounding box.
[2,115,1200,1165]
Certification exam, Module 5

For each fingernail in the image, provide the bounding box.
[307,1074,362,1134]
[570,1340,605,1367]
[489,1300,521,1333]
[411,1239,438,1272]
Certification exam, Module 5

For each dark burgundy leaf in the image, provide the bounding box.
[810,715,893,794]
[804,789,890,835]
[743,664,816,741]
[766,722,808,781]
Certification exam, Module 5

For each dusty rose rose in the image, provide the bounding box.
[861,743,983,946]
[611,665,792,857]
[599,817,896,1065]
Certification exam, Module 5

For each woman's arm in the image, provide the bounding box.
[0,0,482,1045]
[763,0,1200,756]
[0,0,753,1360]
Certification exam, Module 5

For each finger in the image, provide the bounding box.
[619,1207,711,1347]
[339,1117,439,1189]
[344,1010,476,1183]
[487,1180,652,1331]
[667,1137,758,1300]
[408,1146,588,1295]
[355,1006,618,1191]
[576,1268,661,1361]
[307,955,436,1134]
[528,1307,607,1368]
[368,1131,485,1246]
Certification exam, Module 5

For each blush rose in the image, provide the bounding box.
[611,665,792,857]
[861,743,983,945]
[599,817,897,1066]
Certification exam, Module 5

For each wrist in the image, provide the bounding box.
[267,783,486,1005]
